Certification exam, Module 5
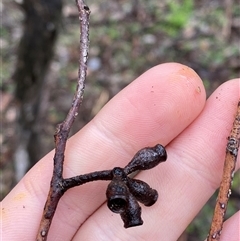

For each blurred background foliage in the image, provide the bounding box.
[1,0,240,240]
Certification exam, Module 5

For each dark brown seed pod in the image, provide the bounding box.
[120,193,143,228]
[106,180,129,213]
[124,144,167,175]
[126,178,158,206]
[106,167,131,213]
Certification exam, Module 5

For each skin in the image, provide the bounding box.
[1,63,239,241]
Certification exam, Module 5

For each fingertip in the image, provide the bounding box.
[209,78,240,106]
[131,62,206,100]
[95,62,206,146]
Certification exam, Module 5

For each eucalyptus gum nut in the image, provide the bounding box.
[106,180,129,213]
[127,178,158,206]
[124,144,167,175]
[120,193,143,228]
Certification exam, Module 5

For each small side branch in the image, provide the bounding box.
[207,100,240,241]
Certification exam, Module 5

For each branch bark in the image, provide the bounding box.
[36,1,90,240]
[207,100,240,240]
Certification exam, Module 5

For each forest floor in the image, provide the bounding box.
[1,0,240,240]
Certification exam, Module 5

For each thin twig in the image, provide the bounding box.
[207,100,240,241]
[36,1,90,240]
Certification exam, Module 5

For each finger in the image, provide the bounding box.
[204,211,240,241]
[74,79,239,240]
[2,63,206,240]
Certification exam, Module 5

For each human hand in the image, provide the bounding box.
[2,63,239,240]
